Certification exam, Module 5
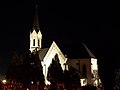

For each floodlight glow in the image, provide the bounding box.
[31,81,33,84]
[2,79,6,84]
[80,79,87,86]
[91,58,98,70]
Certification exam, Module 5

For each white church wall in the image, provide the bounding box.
[44,42,67,70]
[42,41,67,85]
[91,58,98,71]
[30,30,42,52]
[37,31,42,48]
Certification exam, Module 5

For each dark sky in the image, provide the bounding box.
[0,1,120,89]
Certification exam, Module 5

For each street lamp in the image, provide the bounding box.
[2,79,6,84]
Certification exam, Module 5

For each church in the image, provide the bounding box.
[29,6,102,86]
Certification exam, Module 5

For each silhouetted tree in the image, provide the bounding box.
[63,69,71,88]
[69,67,81,84]
[22,50,32,87]
[6,49,45,89]
[6,52,23,83]
[47,54,64,89]
[63,66,81,89]
[22,49,44,89]
[114,68,120,89]
[30,50,45,87]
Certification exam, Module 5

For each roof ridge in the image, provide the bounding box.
[82,43,96,58]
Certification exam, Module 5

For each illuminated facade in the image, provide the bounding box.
[67,44,102,87]
[29,6,102,86]
[30,6,42,52]
[30,6,67,85]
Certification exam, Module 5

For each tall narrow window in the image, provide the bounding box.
[82,64,87,78]
[38,39,40,46]
[33,39,35,46]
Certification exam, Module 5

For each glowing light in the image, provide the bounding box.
[80,79,87,86]
[91,58,98,74]
[2,79,6,84]
[31,81,33,84]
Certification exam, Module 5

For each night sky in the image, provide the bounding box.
[0,1,120,89]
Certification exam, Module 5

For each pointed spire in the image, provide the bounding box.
[83,43,96,58]
[32,5,40,32]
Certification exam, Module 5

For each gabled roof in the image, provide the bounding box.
[83,43,96,58]
[43,41,67,64]
[38,48,49,60]
[65,42,96,59]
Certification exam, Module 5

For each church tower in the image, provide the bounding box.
[80,43,102,87]
[30,5,42,52]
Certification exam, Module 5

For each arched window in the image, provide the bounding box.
[33,39,35,46]
[82,64,87,78]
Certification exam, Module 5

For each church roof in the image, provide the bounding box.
[38,48,49,60]
[65,42,96,59]
[83,43,96,58]
[32,5,40,33]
